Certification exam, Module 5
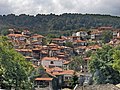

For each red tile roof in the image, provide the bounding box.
[63,61,71,65]
[57,55,66,58]
[42,57,60,61]
[35,78,53,81]
[8,34,25,37]
[74,40,86,43]
[91,30,102,34]
[59,70,74,75]
[87,45,102,49]
[44,66,74,76]
[50,67,63,72]
[51,48,60,51]
[15,49,32,52]
[32,48,42,51]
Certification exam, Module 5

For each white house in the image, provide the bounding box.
[7,34,26,41]
[41,57,63,68]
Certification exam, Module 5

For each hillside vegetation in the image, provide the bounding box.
[0,13,120,34]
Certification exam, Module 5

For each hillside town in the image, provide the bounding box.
[4,27,120,90]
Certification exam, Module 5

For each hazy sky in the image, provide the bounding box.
[0,0,120,16]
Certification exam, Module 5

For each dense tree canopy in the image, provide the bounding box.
[89,45,120,84]
[70,56,85,72]
[112,50,120,73]
[0,36,34,89]
[101,31,113,43]
[0,13,120,35]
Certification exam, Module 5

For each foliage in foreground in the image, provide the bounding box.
[89,45,120,84]
[0,36,34,90]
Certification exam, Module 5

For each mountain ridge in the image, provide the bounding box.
[0,13,120,34]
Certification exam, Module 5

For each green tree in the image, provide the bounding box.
[101,31,113,43]
[1,14,120,35]
[70,56,85,72]
[89,45,120,84]
[0,36,34,89]
[112,50,120,72]
[42,37,47,45]
[65,41,73,48]
[71,73,78,88]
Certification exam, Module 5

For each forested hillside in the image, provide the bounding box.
[0,13,120,34]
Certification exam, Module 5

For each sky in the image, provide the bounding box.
[0,0,120,16]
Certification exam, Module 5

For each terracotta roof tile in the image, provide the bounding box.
[63,61,71,65]
[51,48,60,51]
[35,78,53,81]
[60,70,74,75]
[44,67,74,76]
[15,49,32,52]
[32,48,42,51]
[91,30,102,34]
[42,57,60,61]
[87,45,101,49]
[51,67,63,72]
[57,55,66,58]
[8,34,26,37]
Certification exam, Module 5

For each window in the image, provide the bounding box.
[65,77,69,80]
[50,61,54,64]
[85,67,87,69]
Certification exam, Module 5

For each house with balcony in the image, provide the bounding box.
[63,61,71,70]
[68,36,81,42]
[75,31,88,40]
[7,34,26,41]
[22,30,31,36]
[48,48,60,57]
[52,38,66,46]
[41,57,63,68]
[30,34,44,45]
[74,46,86,55]
[44,66,75,88]
[86,45,102,51]
[73,40,88,47]
[34,66,58,90]
[15,49,32,57]
[90,30,102,40]
[32,48,42,59]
